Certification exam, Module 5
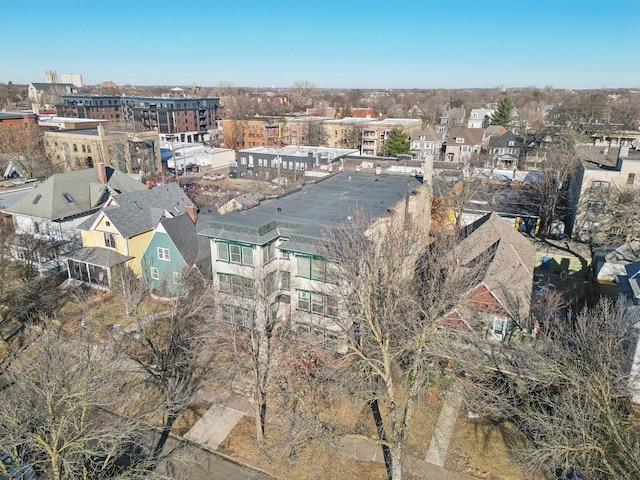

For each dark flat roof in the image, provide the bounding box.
[199,172,422,249]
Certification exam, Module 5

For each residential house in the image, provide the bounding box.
[409,128,442,162]
[487,130,524,168]
[467,108,495,129]
[2,162,146,274]
[447,212,536,342]
[140,209,216,295]
[569,145,640,240]
[198,171,431,347]
[439,106,466,127]
[66,183,195,289]
[444,127,484,163]
[44,124,161,175]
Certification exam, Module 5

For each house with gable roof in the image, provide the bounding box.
[487,130,524,168]
[446,212,536,342]
[444,127,484,163]
[2,162,146,273]
[140,208,217,295]
[66,183,195,289]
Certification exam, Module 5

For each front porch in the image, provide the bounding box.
[66,247,132,290]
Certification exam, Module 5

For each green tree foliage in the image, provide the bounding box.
[384,128,410,156]
[490,97,515,128]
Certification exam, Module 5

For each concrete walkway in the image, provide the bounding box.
[184,385,475,480]
[425,388,464,467]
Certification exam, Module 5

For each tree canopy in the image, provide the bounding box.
[490,97,515,128]
[384,128,410,156]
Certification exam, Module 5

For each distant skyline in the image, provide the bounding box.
[2,0,639,90]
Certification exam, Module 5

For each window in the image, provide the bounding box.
[173,272,182,284]
[217,242,253,266]
[157,247,170,261]
[281,271,291,290]
[491,317,507,341]
[218,273,254,298]
[221,304,254,328]
[73,144,78,152]
[587,201,605,213]
[265,271,277,295]
[296,255,335,282]
[262,242,274,264]
[279,248,290,260]
[82,145,86,153]
[104,232,116,248]
[150,267,159,280]
[508,140,515,147]
[298,324,339,350]
[296,290,338,317]
[32,194,42,204]
[583,220,600,231]
[628,173,636,185]
[240,157,247,165]
[591,180,610,191]
[460,146,471,153]
[62,193,74,203]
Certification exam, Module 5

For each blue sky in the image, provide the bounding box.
[2,0,639,89]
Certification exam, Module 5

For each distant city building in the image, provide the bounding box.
[57,94,221,141]
[29,83,76,110]
[61,73,84,88]
[44,70,58,84]
[101,81,117,89]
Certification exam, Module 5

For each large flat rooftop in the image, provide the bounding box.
[199,171,423,250]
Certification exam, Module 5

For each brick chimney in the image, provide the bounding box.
[184,204,198,223]
[96,161,107,184]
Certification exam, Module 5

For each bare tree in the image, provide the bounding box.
[281,211,484,480]
[111,275,216,457]
[289,80,317,109]
[0,123,52,178]
[305,120,328,147]
[212,264,291,443]
[525,130,581,237]
[462,298,640,479]
[0,325,174,479]
[578,183,640,245]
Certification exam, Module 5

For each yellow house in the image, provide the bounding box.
[67,182,196,288]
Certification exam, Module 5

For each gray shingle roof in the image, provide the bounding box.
[4,166,147,220]
[458,212,536,320]
[488,130,523,149]
[79,183,194,238]
[159,212,216,271]
[65,246,131,267]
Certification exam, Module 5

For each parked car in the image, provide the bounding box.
[202,173,225,181]
[0,453,36,480]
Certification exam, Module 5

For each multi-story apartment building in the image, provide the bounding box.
[235,145,357,182]
[360,118,423,156]
[44,124,162,175]
[322,117,370,149]
[0,111,39,135]
[569,145,640,240]
[57,94,221,141]
[222,118,284,149]
[198,171,431,347]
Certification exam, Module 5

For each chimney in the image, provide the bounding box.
[184,204,198,223]
[97,124,105,138]
[619,145,630,158]
[96,161,107,184]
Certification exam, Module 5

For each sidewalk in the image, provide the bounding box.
[184,384,476,480]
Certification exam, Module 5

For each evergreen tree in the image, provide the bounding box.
[490,97,515,128]
[384,128,410,156]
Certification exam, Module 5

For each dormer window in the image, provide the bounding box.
[455,137,464,143]
[508,141,515,146]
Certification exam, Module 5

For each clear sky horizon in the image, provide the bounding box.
[2,0,639,90]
